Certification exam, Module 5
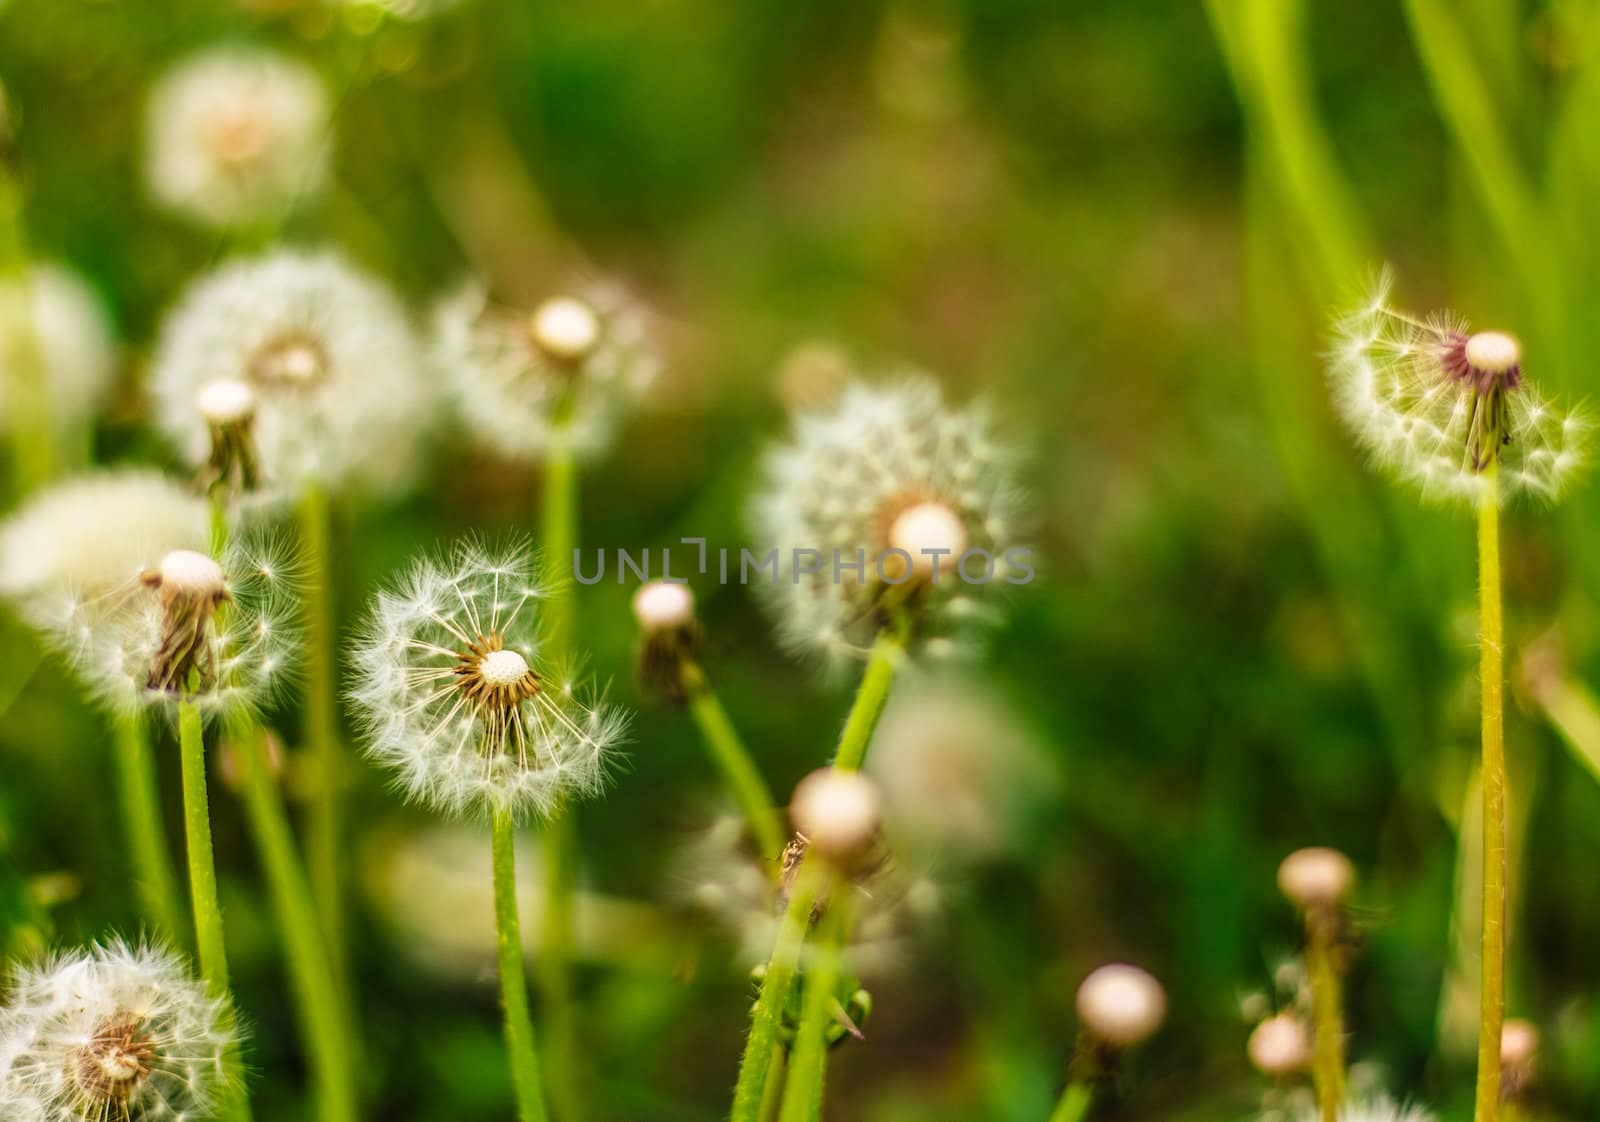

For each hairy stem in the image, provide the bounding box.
[235,722,358,1122]
[111,711,186,947]
[1047,1083,1093,1122]
[1475,467,1506,1122]
[755,1042,787,1122]
[682,659,786,864]
[178,699,253,1122]
[494,810,550,1122]
[1306,912,1345,1122]
[775,879,848,1122]
[831,624,906,772]
[538,443,584,1122]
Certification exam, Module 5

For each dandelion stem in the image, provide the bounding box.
[681,659,786,864]
[234,721,358,1122]
[178,698,253,1122]
[729,854,821,1122]
[299,482,350,998]
[1306,912,1345,1122]
[775,876,849,1122]
[538,442,584,1122]
[111,710,187,947]
[755,1042,787,1122]
[831,622,907,773]
[0,163,54,493]
[1475,465,1507,1122]
[1046,1083,1093,1122]
[493,808,551,1122]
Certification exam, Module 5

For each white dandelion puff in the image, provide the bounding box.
[144,46,330,229]
[150,249,432,498]
[348,540,627,822]
[431,279,659,462]
[0,940,238,1122]
[1292,1097,1436,1122]
[0,470,210,634]
[51,535,302,722]
[1329,269,1589,506]
[0,264,118,437]
[748,377,1028,663]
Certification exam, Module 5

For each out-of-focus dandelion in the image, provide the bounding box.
[1292,1098,1436,1122]
[339,0,469,22]
[349,539,625,823]
[1278,847,1354,1122]
[0,264,117,446]
[432,280,658,463]
[1250,1012,1313,1077]
[789,768,881,866]
[749,377,1027,665]
[151,249,431,499]
[0,941,238,1122]
[145,47,330,230]
[1328,270,1587,506]
[1499,1019,1538,1102]
[1047,964,1166,1122]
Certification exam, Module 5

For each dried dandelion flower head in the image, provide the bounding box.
[349,540,627,822]
[145,46,330,229]
[631,580,700,705]
[1076,963,1166,1048]
[54,536,300,721]
[1329,270,1588,505]
[0,264,118,436]
[749,377,1027,663]
[151,250,431,498]
[0,941,237,1122]
[0,471,210,633]
[432,280,659,462]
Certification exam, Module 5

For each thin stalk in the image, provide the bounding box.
[754,1043,787,1122]
[0,165,53,493]
[1305,913,1345,1122]
[493,809,550,1122]
[730,856,821,1122]
[775,878,848,1122]
[234,722,358,1122]
[681,659,786,864]
[178,699,253,1122]
[1475,466,1506,1122]
[299,483,349,997]
[831,624,906,772]
[538,442,583,1122]
[111,711,187,946]
[1046,1083,1093,1122]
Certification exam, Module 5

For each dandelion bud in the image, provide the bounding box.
[1248,1012,1311,1076]
[1075,963,1166,1048]
[1277,847,1355,911]
[789,769,882,863]
[530,296,602,364]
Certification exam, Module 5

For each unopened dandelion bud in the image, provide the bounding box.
[1249,1012,1312,1076]
[1076,963,1166,1048]
[632,580,701,705]
[1278,847,1355,912]
[789,769,881,863]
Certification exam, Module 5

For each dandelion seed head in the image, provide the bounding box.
[0,264,118,435]
[1328,270,1588,506]
[789,769,881,861]
[1248,1012,1312,1076]
[749,377,1026,663]
[145,47,330,229]
[0,940,237,1122]
[196,378,257,426]
[1277,847,1354,910]
[349,540,627,822]
[1076,963,1166,1048]
[151,250,431,497]
[431,280,658,462]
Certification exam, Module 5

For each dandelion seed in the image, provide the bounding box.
[145,47,330,229]
[0,264,118,436]
[0,941,237,1122]
[749,377,1027,663]
[1328,270,1588,505]
[150,250,431,497]
[348,540,627,821]
[431,280,659,461]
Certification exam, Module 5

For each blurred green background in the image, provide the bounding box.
[4,0,1600,1119]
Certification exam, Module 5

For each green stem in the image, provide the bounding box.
[234,722,358,1122]
[1306,913,1345,1122]
[831,624,906,772]
[493,809,550,1122]
[1475,466,1506,1122]
[178,699,253,1122]
[538,443,584,1122]
[775,877,848,1122]
[1046,1083,1093,1122]
[299,484,349,998]
[755,1043,787,1122]
[730,856,821,1122]
[0,168,53,494]
[111,711,187,946]
[682,660,786,864]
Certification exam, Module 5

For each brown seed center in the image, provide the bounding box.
[74,1013,158,1105]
